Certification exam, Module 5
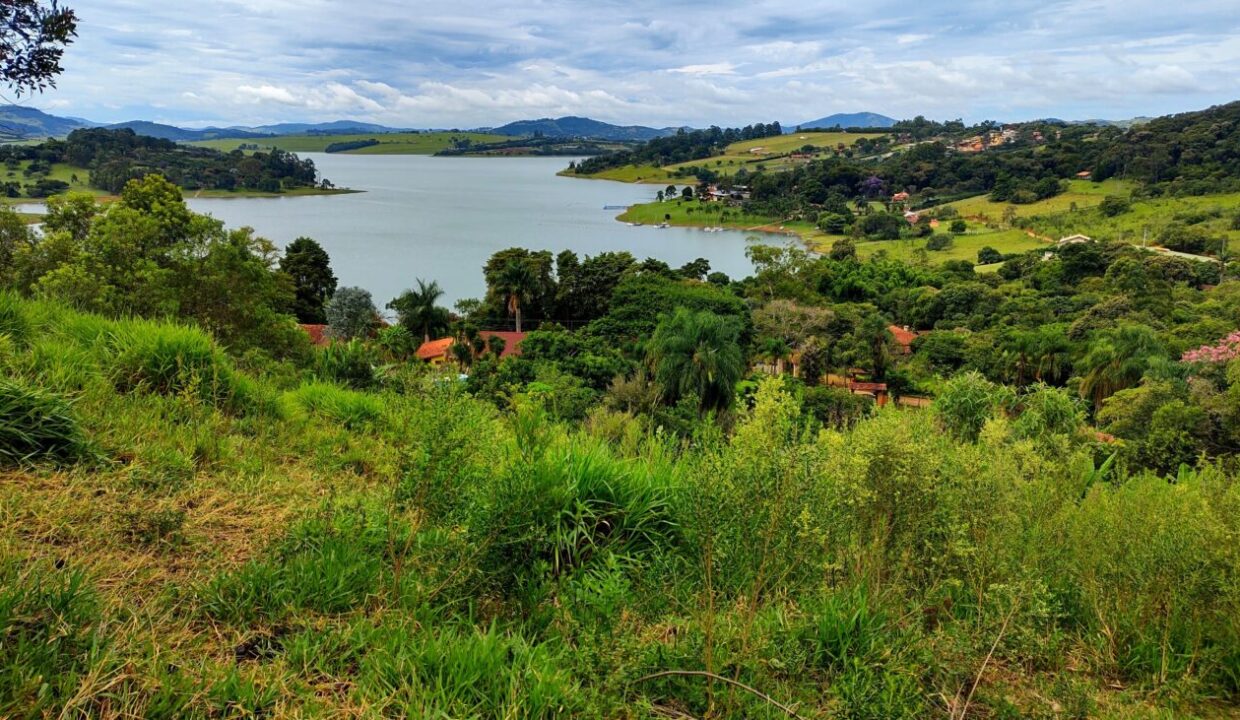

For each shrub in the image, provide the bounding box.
[802,385,873,429]
[949,218,967,234]
[314,338,378,389]
[926,233,954,251]
[934,371,1013,442]
[1011,384,1083,444]
[0,378,92,467]
[1099,195,1131,217]
[977,246,1003,264]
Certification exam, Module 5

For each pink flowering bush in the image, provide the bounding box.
[1181,331,1240,364]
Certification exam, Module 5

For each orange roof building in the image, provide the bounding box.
[888,325,919,354]
[416,331,527,366]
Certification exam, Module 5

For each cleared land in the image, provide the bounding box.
[189,132,510,155]
[581,130,885,183]
[945,179,1136,221]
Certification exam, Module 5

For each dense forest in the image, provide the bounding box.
[0,127,327,194]
[572,122,784,174]
[3,173,1240,717]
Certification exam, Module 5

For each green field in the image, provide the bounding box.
[945,179,1136,222]
[1,159,105,197]
[580,130,885,184]
[188,131,509,155]
[853,228,1047,264]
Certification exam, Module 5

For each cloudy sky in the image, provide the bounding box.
[30,0,1240,128]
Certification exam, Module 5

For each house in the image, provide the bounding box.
[903,210,921,225]
[888,325,919,355]
[1057,234,1092,245]
[416,331,526,366]
[891,191,911,204]
[1075,170,1093,180]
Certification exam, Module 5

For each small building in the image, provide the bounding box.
[1075,170,1093,180]
[1057,234,1092,245]
[888,325,920,355]
[891,191,911,204]
[416,331,526,366]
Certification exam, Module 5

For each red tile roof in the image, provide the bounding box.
[416,337,455,361]
[888,325,919,350]
[415,331,527,362]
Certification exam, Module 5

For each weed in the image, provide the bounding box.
[0,377,93,467]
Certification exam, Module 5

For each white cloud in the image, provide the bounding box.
[667,63,739,76]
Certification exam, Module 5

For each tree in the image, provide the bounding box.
[926,233,954,251]
[829,238,857,261]
[950,219,968,234]
[1077,325,1167,410]
[497,260,535,332]
[388,278,448,343]
[0,1,77,95]
[325,286,377,341]
[977,246,1003,265]
[648,307,744,414]
[278,237,336,324]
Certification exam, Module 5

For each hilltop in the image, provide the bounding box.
[792,111,897,129]
[482,115,680,141]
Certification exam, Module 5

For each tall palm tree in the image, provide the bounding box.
[497,261,535,332]
[649,307,744,414]
[388,278,445,343]
[1078,325,1166,410]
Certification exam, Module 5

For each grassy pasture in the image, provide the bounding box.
[580,130,885,184]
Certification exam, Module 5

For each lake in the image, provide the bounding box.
[179,154,766,308]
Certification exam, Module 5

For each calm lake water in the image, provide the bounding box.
[177,154,765,307]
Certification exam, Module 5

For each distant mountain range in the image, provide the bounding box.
[0,105,91,139]
[791,112,898,130]
[479,116,682,141]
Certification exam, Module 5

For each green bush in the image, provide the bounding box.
[313,338,378,389]
[0,378,92,467]
[934,371,1013,442]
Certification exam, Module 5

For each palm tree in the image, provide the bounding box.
[388,278,445,343]
[497,261,535,332]
[648,307,744,414]
[1078,325,1166,410]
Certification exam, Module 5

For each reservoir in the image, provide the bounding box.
[179,154,766,307]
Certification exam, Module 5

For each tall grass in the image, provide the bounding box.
[0,562,108,719]
[0,378,93,466]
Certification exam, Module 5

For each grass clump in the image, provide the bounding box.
[0,377,92,467]
[285,380,385,428]
[105,320,248,411]
[0,563,108,719]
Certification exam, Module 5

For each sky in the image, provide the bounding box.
[26,0,1240,128]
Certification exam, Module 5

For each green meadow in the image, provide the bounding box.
[581,130,884,183]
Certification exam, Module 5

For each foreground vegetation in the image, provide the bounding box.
[4,173,1240,717]
[5,290,1240,718]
